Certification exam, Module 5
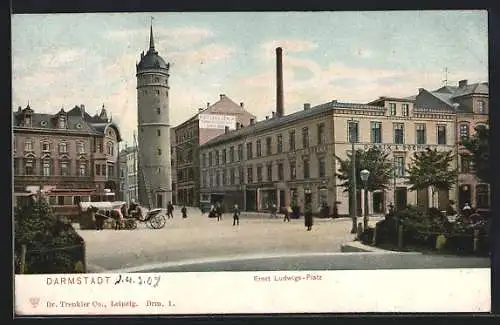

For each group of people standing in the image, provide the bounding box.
[208,201,315,231]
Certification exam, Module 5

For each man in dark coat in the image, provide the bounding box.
[304,203,313,231]
[216,202,223,221]
[167,201,174,219]
[233,204,240,226]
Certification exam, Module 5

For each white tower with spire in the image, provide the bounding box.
[135,21,172,208]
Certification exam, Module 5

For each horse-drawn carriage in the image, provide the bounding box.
[78,201,167,230]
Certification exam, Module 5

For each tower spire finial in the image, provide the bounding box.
[149,16,155,50]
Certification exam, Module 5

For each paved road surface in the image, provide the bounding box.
[77,207,488,273]
[111,252,490,273]
[78,207,360,271]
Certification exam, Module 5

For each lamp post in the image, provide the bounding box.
[360,169,370,231]
[349,118,358,234]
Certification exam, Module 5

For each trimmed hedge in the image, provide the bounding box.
[364,205,490,255]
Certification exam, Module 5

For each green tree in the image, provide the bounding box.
[460,125,489,183]
[14,194,85,274]
[336,146,394,193]
[406,148,457,208]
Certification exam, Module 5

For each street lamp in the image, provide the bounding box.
[349,118,358,234]
[360,169,370,231]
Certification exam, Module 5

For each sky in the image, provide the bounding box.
[11,11,488,145]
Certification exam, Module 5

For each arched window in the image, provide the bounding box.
[107,142,114,155]
[42,159,52,176]
[60,160,70,176]
[24,159,35,175]
[79,161,87,176]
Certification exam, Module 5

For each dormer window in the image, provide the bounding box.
[402,104,410,117]
[24,115,32,127]
[59,142,68,153]
[58,116,66,128]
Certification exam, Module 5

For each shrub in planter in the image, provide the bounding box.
[360,227,374,244]
[14,195,85,274]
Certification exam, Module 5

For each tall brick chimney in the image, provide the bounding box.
[276,47,284,117]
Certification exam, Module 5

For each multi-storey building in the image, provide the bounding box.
[170,128,177,204]
[13,104,122,211]
[174,94,255,206]
[199,95,457,215]
[414,79,489,209]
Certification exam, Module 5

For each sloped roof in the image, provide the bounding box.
[450,82,488,98]
[201,101,384,148]
[175,95,256,129]
[13,105,122,141]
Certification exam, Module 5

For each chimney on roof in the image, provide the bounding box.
[418,88,424,94]
[272,111,276,118]
[220,94,226,100]
[265,116,269,120]
[250,118,255,125]
[304,103,311,111]
[225,126,229,134]
[198,108,204,112]
[80,104,85,118]
[17,106,22,112]
[276,47,284,117]
[458,79,468,88]
[240,102,244,108]
[206,102,210,108]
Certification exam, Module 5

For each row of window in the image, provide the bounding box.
[48,195,91,206]
[201,157,327,188]
[17,139,116,156]
[139,89,168,96]
[14,159,115,177]
[176,127,196,144]
[202,124,326,167]
[138,75,168,84]
[348,121,449,145]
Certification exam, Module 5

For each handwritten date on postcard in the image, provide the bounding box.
[114,274,161,288]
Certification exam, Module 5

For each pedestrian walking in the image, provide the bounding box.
[216,202,223,221]
[304,203,313,231]
[167,201,174,219]
[233,204,240,226]
[270,203,278,218]
[283,205,291,222]
[181,205,188,218]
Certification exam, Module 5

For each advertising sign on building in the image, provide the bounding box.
[199,114,236,130]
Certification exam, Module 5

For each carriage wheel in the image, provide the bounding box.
[129,219,138,230]
[149,214,166,229]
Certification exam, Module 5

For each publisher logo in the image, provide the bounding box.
[29,297,40,308]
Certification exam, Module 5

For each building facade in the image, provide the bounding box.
[199,96,457,215]
[415,79,489,209]
[174,94,255,206]
[13,104,122,206]
[136,24,172,209]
